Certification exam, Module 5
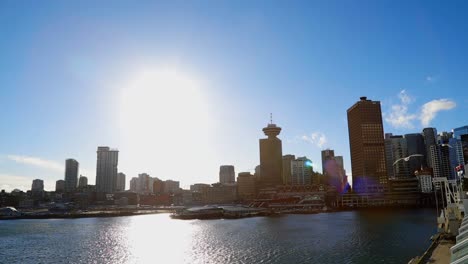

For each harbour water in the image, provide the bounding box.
[0,209,436,264]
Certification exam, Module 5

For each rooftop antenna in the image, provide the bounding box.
[270,113,273,124]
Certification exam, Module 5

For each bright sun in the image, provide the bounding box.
[119,68,215,183]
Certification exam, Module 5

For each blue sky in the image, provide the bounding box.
[1,0,467,191]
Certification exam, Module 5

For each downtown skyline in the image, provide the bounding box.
[1,1,467,191]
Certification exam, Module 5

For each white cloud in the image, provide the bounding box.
[0,173,33,192]
[420,99,456,126]
[384,90,417,129]
[7,155,64,172]
[426,76,435,82]
[385,90,456,129]
[302,132,327,149]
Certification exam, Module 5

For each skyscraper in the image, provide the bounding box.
[384,135,409,179]
[404,133,427,175]
[31,179,44,192]
[347,97,387,193]
[423,127,437,168]
[454,125,468,163]
[96,146,119,193]
[291,157,313,185]
[64,159,79,192]
[115,172,126,192]
[449,137,464,179]
[282,154,295,185]
[259,120,283,188]
[430,144,451,179]
[78,175,88,188]
[219,165,235,184]
[321,149,335,176]
[55,180,65,193]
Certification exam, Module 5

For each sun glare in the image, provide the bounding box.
[119,68,215,183]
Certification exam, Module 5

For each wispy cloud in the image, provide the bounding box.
[420,99,457,127]
[0,173,34,192]
[7,155,64,172]
[384,90,456,129]
[384,90,417,129]
[426,75,436,83]
[302,132,327,149]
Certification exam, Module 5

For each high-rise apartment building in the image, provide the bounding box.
[78,175,88,188]
[259,121,283,188]
[115,172,126,192]
[291,157,313,185]
[130,177,138,192]
[282,155,295,185]
[64,159,79,192]
[384,134,409,179]
[219,165,235,184]
[96,146,119,193]
[347,97,387,192]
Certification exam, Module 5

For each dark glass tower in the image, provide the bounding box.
[347,97,387,193]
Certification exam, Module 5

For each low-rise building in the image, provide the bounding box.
[237,172,256,201]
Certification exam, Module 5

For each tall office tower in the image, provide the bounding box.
[129,177,138,192]
[423,128,437,168]
[404,133,427,175]
[64,159,79,192]
[219,165,235,184]
[384,135,409,179]
[259,120,283,188]
[347,97,387,193]
[31,179,44,192]
[291,157,313,185]
[334,156,345,175]
[115,172,126,192]
[449,138,465,179]
[137,173,150,194]
[430,145,451,178]
[454,125,468,163]
[282,155,295,185]
[55,180,65,193]
[78,175,88,188]
[321,149,335,176]
[96,146,119,193]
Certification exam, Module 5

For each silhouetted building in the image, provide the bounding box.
[219,165,235,184]
[404,133,427,176]
[237,172,256,200]
[55,180,65,193]
[115,172,126,192]
[65,159,79,192]
[385,134,409,179]
[96,146,119,193]
[321,149,335,176]
[78,175,88,188]
[259,120,283,188]
[423,127,437,168]
[31,179,44,193]
[282,155,295,185]
[347,97,387,193]
[190,183,210,193]
[129,177,138,192]
[291,157,313,185]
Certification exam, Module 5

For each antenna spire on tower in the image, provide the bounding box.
[270,113,273,124]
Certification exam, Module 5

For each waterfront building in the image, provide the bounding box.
[347,97,387,192]
[282,154,295,185]
[219,165,235,184]
[55,180,65,193]
[78,175,88,188]
[449,137,465,179]
[64,159,79,192]
[31,179,44,192]
[404,133,427,175]
[96,146,119,193]
[201,183,237,204]
[190,183,210,193]
[291,157,313,185]
[384,134,410,179]
[237,172,256,200]
[115,173,126,192]
[423,127,437,168]
[129,177,138,192]
[259,120,283,188]
[164,180,180,194]
[137,173,151,194]
[453,125,468,164]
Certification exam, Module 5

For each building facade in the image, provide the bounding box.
[55,180,65,193]
[423,127,437,168]
[219,165,235,184]
[404,133,427,175]
[78,175,88,188]
[384,134,410,179]
[291,157,313,185]
[96,146,119,193]
[282,155,295,185]
[237,172,256,200]
[259,122,283,188]
[115,172,126,192]
[347,97,387,192]
[64,159,79,192]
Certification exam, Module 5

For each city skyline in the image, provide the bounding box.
[2,1,467,191]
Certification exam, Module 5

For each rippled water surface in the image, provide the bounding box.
[0,209,436,264]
